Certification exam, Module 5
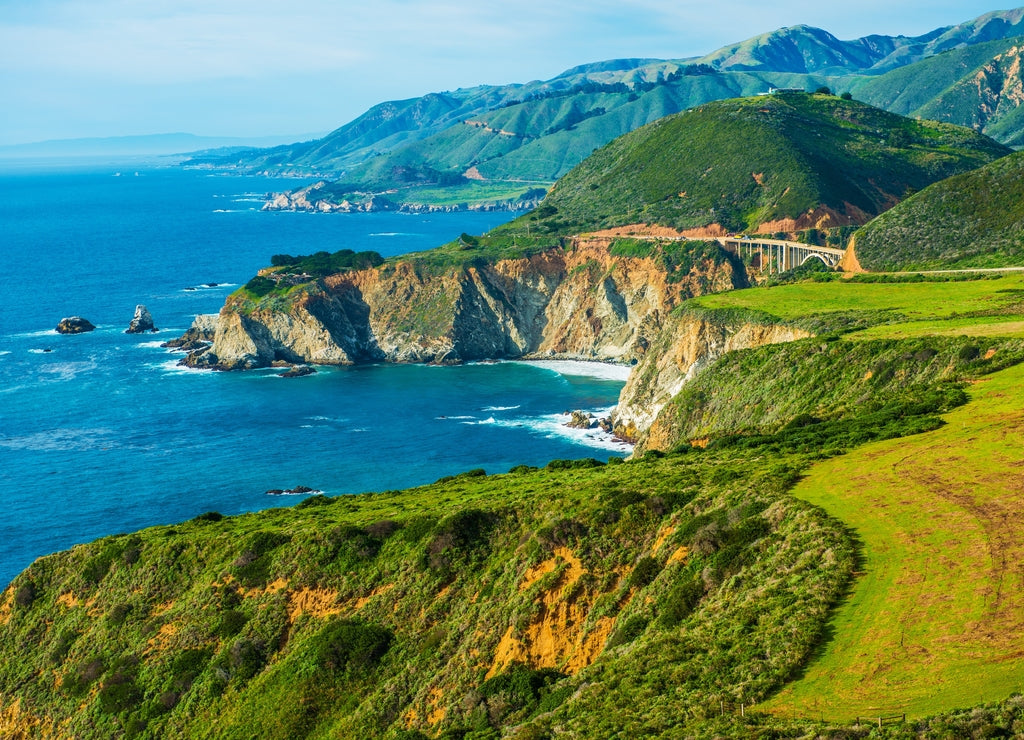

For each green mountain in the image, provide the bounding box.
[854,36,1024,146]
[190,8,1024,203]
[853,149,1024,270]
[509,94,1009,235]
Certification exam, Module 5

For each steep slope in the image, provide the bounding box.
[853,149,1024,270]
[520,94,1009,235]
[183,238,747,370]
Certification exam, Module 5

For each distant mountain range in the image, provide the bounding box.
[189,8,1024,206]
[0,132,327,160]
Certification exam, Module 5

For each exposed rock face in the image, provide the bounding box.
[55,317,95,334]
[180,240,808,441]
[565,410,596,429]
[125,304,157,334]
[183,239,746,371]
[161,314,217,350]
[612,314,811,443]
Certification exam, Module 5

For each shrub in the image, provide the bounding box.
[192,511,223,523]
[628,556,662,588]
[607,615,649,648]
[13,581,36,608]
[313,619,393,674]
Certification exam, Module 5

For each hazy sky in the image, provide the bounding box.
[0,1,1009,145]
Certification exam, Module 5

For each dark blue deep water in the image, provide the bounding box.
[0,165,629,586]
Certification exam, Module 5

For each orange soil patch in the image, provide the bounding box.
[0,592,12,626]
[55,593,80,609]
[489,548,620,677]
[652,525,676,554]
[668,546,689,565]
[839,236,865,272]
[0,699,54,740]
[426,688,446,725]
[287,588,341,621]
[463,166,484,181]
[354,583,395,610]
[520,547,582,592]
[146,622,179,653]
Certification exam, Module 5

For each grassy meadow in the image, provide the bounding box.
[762,359,1024,720]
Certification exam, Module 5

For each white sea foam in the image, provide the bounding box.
[369,232,417,237]
[490,405,631,453]
[28,348,54,354]
[155,358,208,375]
[461,416,496,425]
[0,427,117,452]
[0,351,10,356]
[511,359,633,381]
[16,329,59,339]
[39,360,98,381]
[440,415,476,420]
[137,340,169,349]
[482,405,520,412]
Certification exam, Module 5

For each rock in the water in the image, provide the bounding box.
[280,365,316,378]
[125,304,157,334]
[56,317,95,334]
[565,410,596,429]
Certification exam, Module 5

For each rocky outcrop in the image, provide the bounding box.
[161,314,217,351]
[178,240,811,442]
[611,313,811,443]
[182,239,747,371]
[55,317,95,334]
[125,304,157,334]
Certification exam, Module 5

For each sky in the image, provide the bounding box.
[0,0,1010,145]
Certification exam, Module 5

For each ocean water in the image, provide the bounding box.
[0,164,630,586]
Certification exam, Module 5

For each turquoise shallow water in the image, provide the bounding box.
[0,165,628,586]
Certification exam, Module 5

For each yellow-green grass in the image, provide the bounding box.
[762,361,1024,721]
[690,272,1024,327]
[850,317,1024,340]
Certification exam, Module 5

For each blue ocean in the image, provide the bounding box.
[0,163,629,587]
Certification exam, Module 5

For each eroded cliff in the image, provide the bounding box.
[183,239,809,441]
[186,239,744,370]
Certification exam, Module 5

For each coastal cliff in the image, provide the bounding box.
[185,239,746,371]
[610,314,810,442]
[182,239,813,441]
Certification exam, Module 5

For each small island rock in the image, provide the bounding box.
[125,304,157,334]
[55,317,95,334]
[565,410,596,429]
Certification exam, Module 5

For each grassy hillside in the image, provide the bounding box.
[762,359,1024,720]
[4,269,1024,736]
[503,94,1007,235]
[0,443,858,738]
[853,150,1024,270]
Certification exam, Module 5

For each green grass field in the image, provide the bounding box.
[761,359,1024,721]
[688,272,1024,338]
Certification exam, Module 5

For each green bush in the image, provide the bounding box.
[313,619,393,674]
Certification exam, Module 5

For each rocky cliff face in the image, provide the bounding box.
[611,314,811,445]
[185,240,745,370]
[183,240,807,440]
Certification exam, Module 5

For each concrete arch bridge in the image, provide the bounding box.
[714,236,845,273]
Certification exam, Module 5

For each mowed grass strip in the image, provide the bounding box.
[762,361,1024,720]
[689,272,1024,328]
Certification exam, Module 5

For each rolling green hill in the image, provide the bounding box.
[190,8,1024,205]
[501,94,1008,235]
[853,149,1024,270]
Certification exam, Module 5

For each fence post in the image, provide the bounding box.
[878,717,882,729]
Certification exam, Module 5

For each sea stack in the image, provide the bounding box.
[55,316,95,334]
[125,304,157,333]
